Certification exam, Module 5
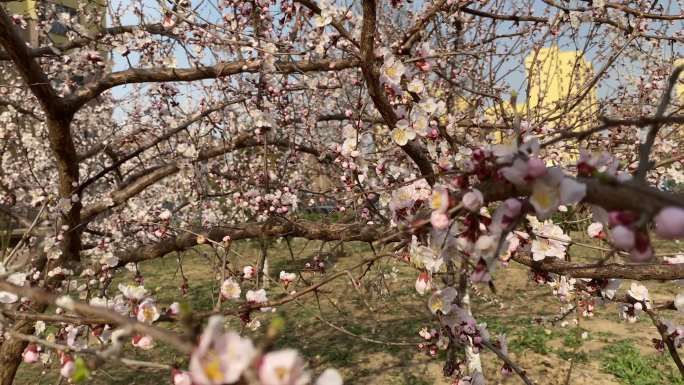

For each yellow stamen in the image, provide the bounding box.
[202,351,224,382]
[430,298,443,312]
[275,366,290,380]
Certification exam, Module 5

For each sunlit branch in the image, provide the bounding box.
[0,280,193,353]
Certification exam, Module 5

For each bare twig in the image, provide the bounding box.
[636,65,684,181]
[7,331,172,370]
[0,281,193,353]
[645,308,684,378]
[481,339,536,385]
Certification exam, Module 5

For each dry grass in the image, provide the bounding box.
[13,234,684,385]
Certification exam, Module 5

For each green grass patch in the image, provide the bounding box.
[556,348,589,363]
[562,328,587,349]
[479,316,512,335]
[510,326,554,355]
[393,374,433,385]
[600,340,684,385]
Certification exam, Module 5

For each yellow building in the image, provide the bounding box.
[675,59,684,104]
[524,46,597,130]
[486,46,598,163]
[4,0,105,46]
[1,0,107,95]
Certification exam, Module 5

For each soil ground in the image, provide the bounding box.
[12,233,684,385]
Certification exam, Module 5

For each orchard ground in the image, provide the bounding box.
[14,232,684,385]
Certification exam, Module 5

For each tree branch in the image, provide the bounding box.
[295,0,359,48]
[79,132,331,223]
[360,0,435,185]
[78,100,244,192]
[64,58,360,112]
[635,65,684,181]
[115,219,400,267]
[512,253,684,280]
[481,339,536,385]
[0,23,175,61]
[0,6,63,118]
[645,308,684,378]
[0,280,193,353]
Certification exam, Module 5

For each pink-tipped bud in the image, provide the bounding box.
[22,345,39,364]
[611,225,635,250]
[654,207,684,240]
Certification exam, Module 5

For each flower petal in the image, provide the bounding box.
[560,178,586,205]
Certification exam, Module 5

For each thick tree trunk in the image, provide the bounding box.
[256,238,269,288]
[0,319,36,385]
[0,250,49,385]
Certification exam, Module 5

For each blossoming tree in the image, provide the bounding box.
[2,0,684,384]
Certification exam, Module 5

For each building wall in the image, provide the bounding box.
[525,46,597,133]
[4,0,106,46]
[675,58,684,103]
[487,46,598,163]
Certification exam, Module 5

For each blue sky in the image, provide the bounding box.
[106,0,684,108]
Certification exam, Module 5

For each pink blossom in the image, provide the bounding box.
[168,302,181,316]
[118,283,148,300]
[60,355,75,378]
[243,266,256,279]
[500,159,529,185]
[11,15,27,29]
[630,231,653,262]
[189,316,256,385]
[500,233,521,262]
[172,369,193,385]
[415,272,431,295]
[519,137,541,155]
[529,168,585,219]
[474,235,496,257]
[503,198,522,217]
[162,13,175,28]
[665,255,684,264]
[559,178,586,205]
[578,150,617,176]
[132,335,155,350]
[601,279,621,300]
[611,225,635,250]
[526,157,547,178]
[500,143,548,185]
[428,287,458,315]
[470,259,491,283]
[492,198,522,231]
[654,207,684,239]
[531,221,569,261]
[430,211,449,229]
[258,349,310,385]
[627,282,650,304]
[608,211,638,227]
[279,271,296,287]
[430,186,450,212]
[529,179,560,219]
[137,298,160,323]
[389,185,416,212]
[315,369,342,385]
[419,327,433,340]
[462,189,484,212]
[246,289,268,304]
[22,344,39,364]
[675,294,684,314]
[220,278,241,300]
[587,222,604,238]
[456,236,474,253]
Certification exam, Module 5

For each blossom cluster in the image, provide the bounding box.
[188,316,342,385]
